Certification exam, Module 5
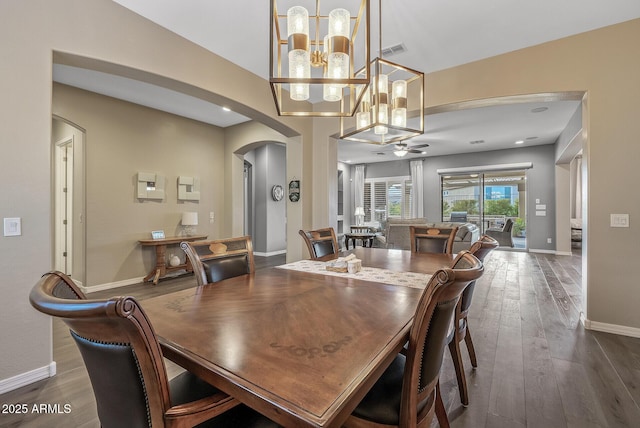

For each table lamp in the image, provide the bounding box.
[354,206,365,226]
[181,212,198,236]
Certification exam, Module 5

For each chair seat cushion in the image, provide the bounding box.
[170,372,281,427]
[170,371,223,406]
[351,354,406,425]
[199,404,282,428]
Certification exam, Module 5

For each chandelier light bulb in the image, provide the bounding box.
[391,80,407,127]
[287,6,310,101]
[324,8,351,102]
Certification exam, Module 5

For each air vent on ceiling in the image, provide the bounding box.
[380,43,407,57]
[469,140,485,145]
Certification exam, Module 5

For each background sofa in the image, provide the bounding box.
[375,218,480,253]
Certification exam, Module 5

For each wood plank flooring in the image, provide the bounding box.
[2,251,640,427]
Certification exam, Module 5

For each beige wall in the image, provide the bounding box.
[53,83,230,287]
[425,19,640,331]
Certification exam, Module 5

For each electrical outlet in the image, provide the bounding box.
[209,212,215,224]
[547,238,552,244]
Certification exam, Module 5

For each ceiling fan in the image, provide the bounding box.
[374,142,430,157]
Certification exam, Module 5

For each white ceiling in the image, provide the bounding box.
[53,1,640,162]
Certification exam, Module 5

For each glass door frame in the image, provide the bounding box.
[440,168,528,250]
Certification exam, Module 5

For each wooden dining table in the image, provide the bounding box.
[142,248,454,427]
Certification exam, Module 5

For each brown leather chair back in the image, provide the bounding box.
[181,236,255,287]
[400,251,483,426]
[29,272,173,428]
[409,225,459,254]
[460,234,498,314]
[298,227,339,260]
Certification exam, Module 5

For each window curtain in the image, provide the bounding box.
[354,164,365,220]
[410,160,424,218]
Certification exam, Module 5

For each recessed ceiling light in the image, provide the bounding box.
[222,107,231,112]
[345,160,352,163]
[515,140,524,145]
[469,140,485,145]
[531,107,548,113]
[526,136,538,140]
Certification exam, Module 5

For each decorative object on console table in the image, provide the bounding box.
[139,235,207,285]
[181,212,198,236]
[354,206,365,226]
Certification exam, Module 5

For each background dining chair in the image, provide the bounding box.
[448,234,499,406]
[29,271,279,428]
[410,225,459,254]
[181,236,255,287]
[485,218,514,247]
[350,225,371,233]
[343,251,484,428]
[298,227,339,260]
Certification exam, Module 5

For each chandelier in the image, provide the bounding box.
[339,0,424,144]
[270,0,371,117]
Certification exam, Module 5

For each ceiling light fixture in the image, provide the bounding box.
[339,0,424,144]
[269,0,371,117]
[393,148,408,157]
[515,140,524,145]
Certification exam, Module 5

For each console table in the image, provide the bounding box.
[139,235,207,285]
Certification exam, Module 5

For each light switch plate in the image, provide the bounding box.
[4,217,21,236]
[610,214,629,228]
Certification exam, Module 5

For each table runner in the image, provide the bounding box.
[276,259,431,289]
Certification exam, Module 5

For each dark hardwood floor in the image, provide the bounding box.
[2,251,640,427]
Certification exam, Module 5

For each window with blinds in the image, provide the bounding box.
[363,177,412,224]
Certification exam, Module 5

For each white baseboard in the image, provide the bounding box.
[555,250,573,256]
[529,248,572,256]
[0,362,56,394]
[254,250,287,257]
[528,248,557,254]
[581,315,640,338]
[82,276,145,294]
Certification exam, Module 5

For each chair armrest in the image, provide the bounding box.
[164,393,239,428]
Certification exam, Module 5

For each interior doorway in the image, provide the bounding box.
[52,117,86,286]
[54,137,74,274]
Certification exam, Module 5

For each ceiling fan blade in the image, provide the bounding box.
[410,143,430,149]
[408,149,424,154]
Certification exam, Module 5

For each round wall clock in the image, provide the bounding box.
[271,184,284,201]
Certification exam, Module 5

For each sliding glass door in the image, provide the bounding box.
[442,170,527,249]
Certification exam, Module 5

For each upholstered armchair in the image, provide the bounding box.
[485,218,514,247]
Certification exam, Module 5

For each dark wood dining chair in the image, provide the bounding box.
[448,234,499,406]
[29,271,280,428]
[410,225,459,254]
[343,251,484,428]
[298,227,339,260]
[181,236,255,287]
